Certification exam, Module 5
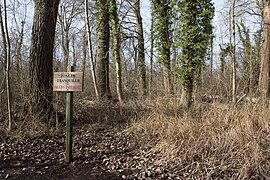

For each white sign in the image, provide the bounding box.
[53,72,84,92]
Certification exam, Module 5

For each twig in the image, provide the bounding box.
[237,94,247,104]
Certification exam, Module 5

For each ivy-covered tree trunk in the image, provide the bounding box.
[29,0,60,122]
[174,0,214,108]
[152,0,173,95]
[110,0,123,103]
[219,44,230,76]
[96,0,112,100]
[237,22,253,94]
[134,0,147,96]
[179,1,196,108]
[210,35,214,78]
[253,28,263,91]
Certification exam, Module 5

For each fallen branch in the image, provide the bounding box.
[237,94,247,104]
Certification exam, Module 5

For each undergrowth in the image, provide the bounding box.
[2,96,270,178]
[127,100,270,178]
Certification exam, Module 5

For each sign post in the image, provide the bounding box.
[65,66,73,162]
[53,66,83,163]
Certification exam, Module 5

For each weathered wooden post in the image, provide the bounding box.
[53,65,83,163]
[66,66,74,162]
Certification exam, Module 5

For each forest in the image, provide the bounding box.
[0,0,270,179]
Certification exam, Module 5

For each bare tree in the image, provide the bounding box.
[58,0,82,71]
[81,30,87,73]
[15,21,25,95]
[85,0,99,99]
[0,0,12,131]
[72,35,78,68]
[231,0,237,104]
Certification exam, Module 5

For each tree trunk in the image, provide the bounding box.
[85,0,99,99]
[231,0,237,105]
[180,82,193,109]
[81,30,86,73]
[249,45,253,94]
[254,21,263,92]
[134,0,147,96]
[96,0,112,100]
[259,2,270,100]
[159,0,173,95]
[0,0,12,131]
[210,35,214,78]
[149,12,154,97]
[179,1,196,108]
[63,30,69,71]
[16,21,25,93]
[72,35,77,68]
[133,35,138,74]
[29,0,60,122]
[220,50,225,76]
[163,59,173,95]
[110,0,123,103]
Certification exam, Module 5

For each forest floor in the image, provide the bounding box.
[0,99,176,180]
[1,98,270,179]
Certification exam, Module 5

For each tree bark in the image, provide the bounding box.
[81,30,86,73]
[180,84,193,109]
[29,0,60,121]
[179,1,196,108]
[134,0,147,96]
[110,0,124,103]
[85,0,99,99]
[0,0,12,131]
[210,35,214,78]
[96,0,112,100]
[259,2,270,100]
[231,0,237,105]
[154,0,173,95]
[149,12,154,96]
[72,35,77,68]
[16,21,25,91]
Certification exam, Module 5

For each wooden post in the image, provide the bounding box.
[66,66,74,162]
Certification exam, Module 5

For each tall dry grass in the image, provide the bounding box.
[127,100,270,178]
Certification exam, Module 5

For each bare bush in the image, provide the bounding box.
[126,101,270,178]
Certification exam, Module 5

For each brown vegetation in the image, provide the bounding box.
[127,100,270,178]
[1,98,270,179]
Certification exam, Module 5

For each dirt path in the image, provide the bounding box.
[0,125,127,179]
[0,101,166,180]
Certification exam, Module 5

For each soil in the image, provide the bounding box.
[0,100,173,180]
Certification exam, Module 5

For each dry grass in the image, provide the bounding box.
[127,100,270,178]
